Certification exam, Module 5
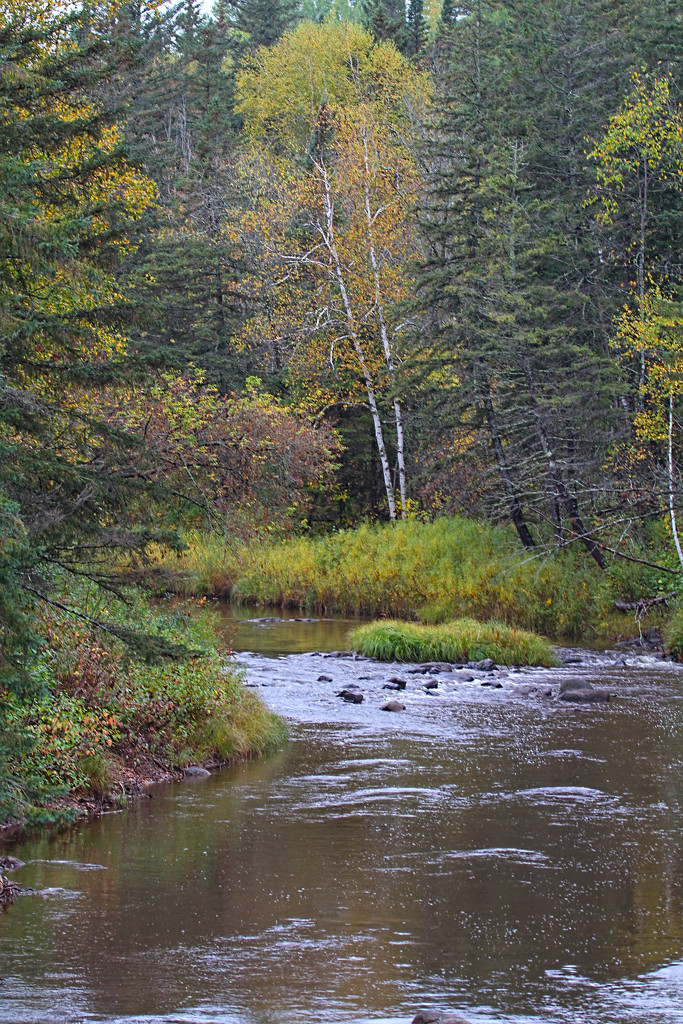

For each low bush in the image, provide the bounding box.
[3,595,285,827]
[349,618,560,667]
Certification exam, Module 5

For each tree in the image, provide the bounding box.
[0,0,175,816]
[590,73,683,565]
[415,0,636,558]
[237,22,429,518]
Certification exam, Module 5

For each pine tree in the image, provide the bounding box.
[231,0,299,50]
[415,0,635,554]
[0,0,186,820]
[406,0,425,55]
[361,0,408,52]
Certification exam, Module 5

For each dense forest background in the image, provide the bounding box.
[2,0,683,822]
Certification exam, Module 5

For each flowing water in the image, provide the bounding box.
[1,611,683,1024]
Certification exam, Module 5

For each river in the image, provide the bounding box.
[1,611,682,1024]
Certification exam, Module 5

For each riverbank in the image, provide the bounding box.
[151,518,676,641]
[0,596,286,838]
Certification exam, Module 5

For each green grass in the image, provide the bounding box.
[349,618,560,667]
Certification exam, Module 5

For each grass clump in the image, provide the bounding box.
[349,618,560,667]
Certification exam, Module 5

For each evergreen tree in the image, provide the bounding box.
[415,0,635,554]
[361,0,408,53]
[231,0,299,50]
[0,0,185,818]
[406,0,425,55]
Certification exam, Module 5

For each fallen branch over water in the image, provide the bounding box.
[614,592,676,615]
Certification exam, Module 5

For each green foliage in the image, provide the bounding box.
[349,618,560,667]
[664,602,683,660]
[1,587,285,827]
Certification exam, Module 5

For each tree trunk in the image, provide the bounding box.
[478,368,536,549]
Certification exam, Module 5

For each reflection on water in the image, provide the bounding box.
[1,617,683,1024]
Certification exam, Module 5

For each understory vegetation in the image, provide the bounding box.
[1,596,284,831]
[349,619,559,667]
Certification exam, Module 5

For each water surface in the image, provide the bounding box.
[1,617,682,1024]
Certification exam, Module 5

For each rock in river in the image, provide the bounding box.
[184,766,211,778]
[411,1011,472,1024]
[469,658,497,671]
[559,686,611,703]
[558,678,610,703]
[337,689,363,703]
[317,674,333,682]
[381,700,405,712]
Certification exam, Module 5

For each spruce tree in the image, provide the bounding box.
[361,0,408,53]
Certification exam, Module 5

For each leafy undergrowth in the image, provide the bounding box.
[349,618,560,667]
[2,598,285,830]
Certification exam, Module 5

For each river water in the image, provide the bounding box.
[1,612,683,1024]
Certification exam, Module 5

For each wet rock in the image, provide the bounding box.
[407,666,431,674]
[411,1012,472,1024]
[184,766,211,778]
[469,658,496,672]
[481,679,502,688]
[325,651,353,658]
[455,673,475,683]
[388,676,407,688]
[513,683,553,697]
[559,654,583,665]
[423,679,438,690]
[381,700,405,712]
[293,617,319,622]
[558,677,593,694]
[250,616,282,623]
[423,661,454,672]
[612,655,627,667]
[337,689,363,703]
[317,674,333,682]
[559,687,611,703]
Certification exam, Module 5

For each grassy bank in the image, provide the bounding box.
[152,517,656,639]
[2,596,285,832]
[350,619,560,667]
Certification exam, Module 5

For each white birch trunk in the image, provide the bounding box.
[360,122,407,516]
[668,392,683,570]
[316,158,397,520]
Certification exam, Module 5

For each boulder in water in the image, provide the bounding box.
[411,1011,473,1024]
[559,687,611,703]
[470,658,496,671]
[381,700,405,712]
[337,689,363,703]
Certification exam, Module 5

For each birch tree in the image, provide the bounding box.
[236,21,428,519]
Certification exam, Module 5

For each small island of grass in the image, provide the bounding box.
[349,618,560,668]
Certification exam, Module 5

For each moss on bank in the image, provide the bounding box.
[152,517,664,639]
[350,619,560,667]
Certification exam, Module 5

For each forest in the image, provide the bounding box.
[2,0,683,827]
